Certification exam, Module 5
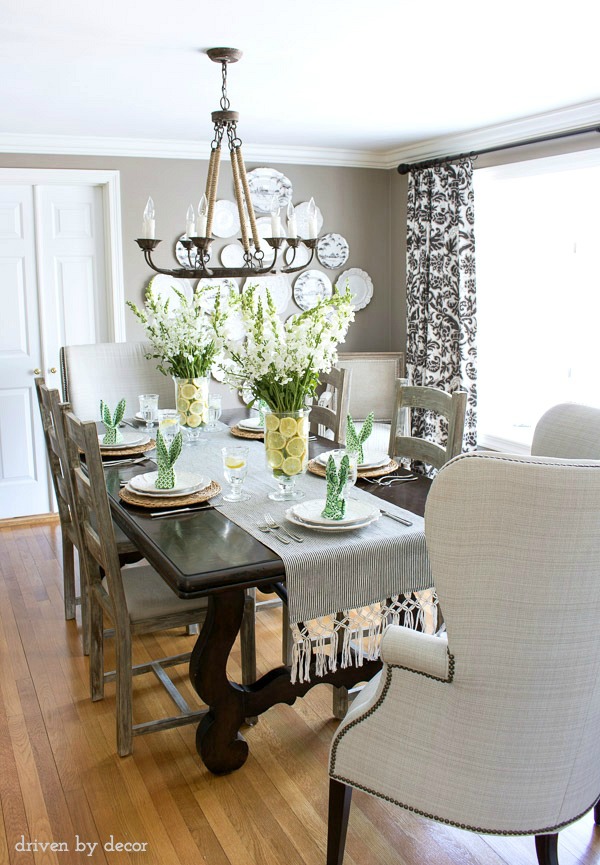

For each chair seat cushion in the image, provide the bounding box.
[104,565,208,623]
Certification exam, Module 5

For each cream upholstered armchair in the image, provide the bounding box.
[328,452,600,865]
[531,402,600,459]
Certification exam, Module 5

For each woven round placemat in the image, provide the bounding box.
[307,458,399,479]
[100,439,156,458]
[230,425,264,440]
[119,479,221,509]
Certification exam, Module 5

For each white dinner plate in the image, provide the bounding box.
[290,498,380,527]
[220,243,247,269]
[146,274,194,313]
[99,432,149,449]
[317,233,349,269]
[293,269,333,311]
[246,167,293,213]
[211,200,241,238]
[285,508,379,533]
[316,450,389,470]
[242,275,291,315]
[128,471,209,497]
[336,268,373,311]
[196,277,239,312]
[237,417,264,431]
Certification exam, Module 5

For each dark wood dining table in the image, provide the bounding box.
[105,409,431,774]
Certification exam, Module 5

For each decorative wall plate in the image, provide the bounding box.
[242,275,291,315]
[294,201,324,238]
[336,268,374,311]
[293,269,333,311]
[246,168,293,213]
[317,233,349,269]
[211,200,241,237]
[146,274,193,312]
[196,278,239,312]
[175,236,202,269]
[220,243,247,268]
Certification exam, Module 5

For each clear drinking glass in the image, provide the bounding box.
[157,409,180,446]
[222,446,250,502]
[330,448,358,494]
[207,393,223,431]
[139,393,159,433]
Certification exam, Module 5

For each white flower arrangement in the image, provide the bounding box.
[219,285,354,412]
[127,285,229,379]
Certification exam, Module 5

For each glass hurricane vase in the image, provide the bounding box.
[264,407,310,501]
[173,376,209,444]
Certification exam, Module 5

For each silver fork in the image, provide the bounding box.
[257,523,290,544]
[264,512,304,543]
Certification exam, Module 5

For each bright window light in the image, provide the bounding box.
[474,150,600,452]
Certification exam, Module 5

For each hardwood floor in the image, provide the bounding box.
[1,522,599,865]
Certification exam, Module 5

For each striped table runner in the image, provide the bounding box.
[175,428,433,681]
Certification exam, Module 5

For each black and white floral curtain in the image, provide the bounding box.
[406,158,477,456]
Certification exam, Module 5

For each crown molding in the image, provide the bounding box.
[380,98,600,170]
[1,99,599,170]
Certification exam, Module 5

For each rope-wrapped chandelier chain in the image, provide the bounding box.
[135,47,319,279]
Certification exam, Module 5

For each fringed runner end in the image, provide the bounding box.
[290,591,439,684]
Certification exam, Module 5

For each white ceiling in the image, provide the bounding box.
[2,0,600,166]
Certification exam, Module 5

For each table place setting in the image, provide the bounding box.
[98,398,156,458]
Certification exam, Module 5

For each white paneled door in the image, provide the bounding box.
[0,177,119,518]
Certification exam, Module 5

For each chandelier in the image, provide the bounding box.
[136,48,320,280]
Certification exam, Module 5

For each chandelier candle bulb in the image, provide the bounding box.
[307,197,318,238]
[270,206,283,238]
[197,194,208,236]
[143,197,155,239]
[186,204,196,238]
[287,201,297,238]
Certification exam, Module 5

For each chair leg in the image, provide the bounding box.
[61,531,77,620]
[186,624,200,636]
[594,800,600,824]
[535,833,559,865]
[89,597,104,702]
[327,778,352,865]
[115,636,133,757]
[332,687,349,720]
[282,604,292,666]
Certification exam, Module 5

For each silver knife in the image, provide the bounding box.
[379,509,413,526]
[149,504,217,519]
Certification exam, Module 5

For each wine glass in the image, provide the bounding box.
[222,446,250,502]
[330,448,358,496]
[139,394,159,433]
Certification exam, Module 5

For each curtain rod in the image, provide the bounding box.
[396,123,600,174]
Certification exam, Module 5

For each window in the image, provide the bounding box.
[474,150,600,453]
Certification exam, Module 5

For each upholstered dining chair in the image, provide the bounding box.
[309,366,352,443]
[62,410,256,756]
[60,341,175,421]
[34,378,140,626]
[531,402,600,459]
[388,382,467,471]
[328,451,600,865]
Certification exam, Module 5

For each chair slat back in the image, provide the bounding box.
[388,383,467,470]
[35,378,76,530]
[336,352,405,422]
[310,366,352,443]
[62,411,128,614]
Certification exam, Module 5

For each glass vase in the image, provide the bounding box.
[173,376,209,444]
[264,407,310,501]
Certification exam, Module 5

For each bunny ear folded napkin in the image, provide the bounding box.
[155,429,183,489]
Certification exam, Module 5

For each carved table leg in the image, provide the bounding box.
[190,587,383,775]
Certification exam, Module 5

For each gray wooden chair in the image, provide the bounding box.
[388,382,467,471]
[34,378,140,627]
[309,366,352,443]
[61,409,256,756]
[328,452,600,865]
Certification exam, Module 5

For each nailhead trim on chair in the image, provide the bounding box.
[330,649,597,836]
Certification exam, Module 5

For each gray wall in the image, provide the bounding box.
[0,152,398,351]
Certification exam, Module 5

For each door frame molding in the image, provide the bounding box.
[0,168,126,341]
